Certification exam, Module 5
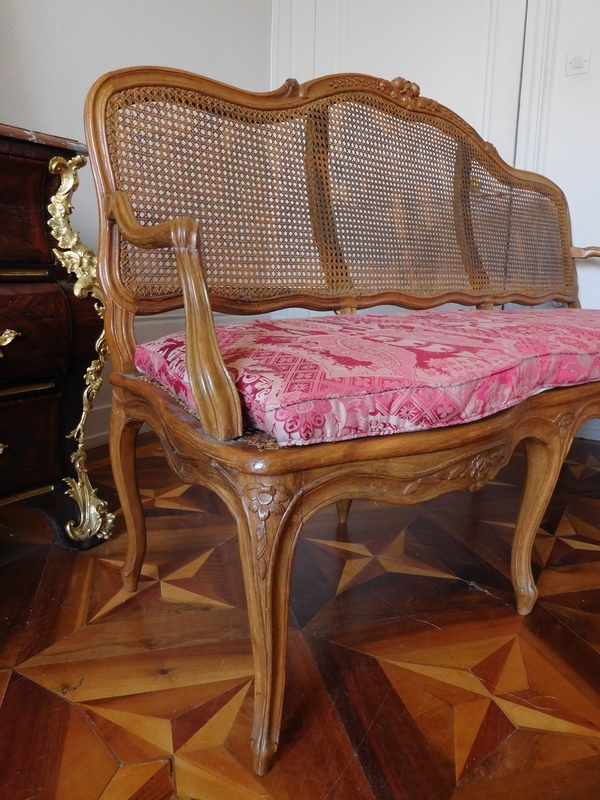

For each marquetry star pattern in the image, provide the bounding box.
[375,628,600,784]
[306,525,458,594]
[566,452,600,481]
[3,435,600,798]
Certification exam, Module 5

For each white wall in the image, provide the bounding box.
[272,0,600,309]
[0,0,272,249]
[273,0,528,165]
[516,0,600,306]
[514,0,600,437]
[4,1,600,444]
[0,0,272,446]
[269,0,530,321]
[273,0,600,441]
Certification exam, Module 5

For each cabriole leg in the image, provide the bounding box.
[109,399,145,592]
[236,477,300,775]
[512,437,563,615]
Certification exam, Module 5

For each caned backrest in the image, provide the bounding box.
[86,68,578,315]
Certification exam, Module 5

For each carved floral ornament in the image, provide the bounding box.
[327,75,417,96]
[556,410,577,440]
[243,482,293,580]
[241,447,508,580]
[405,445,508,495]
[325,74,438,112]
[463,448,507,490]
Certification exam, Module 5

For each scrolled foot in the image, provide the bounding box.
[252,735,278,776]
[515,582,538,616]
[511,437,562,618]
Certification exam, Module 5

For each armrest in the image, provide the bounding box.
[107,190,196,248]
[107,191,243,441]
[570,246,600,260]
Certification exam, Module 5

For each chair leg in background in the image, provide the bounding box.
[336,498,352,526]
[512,436,564,615]
[109,399,146,592]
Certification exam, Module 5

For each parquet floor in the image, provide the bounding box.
[3,436,600,799]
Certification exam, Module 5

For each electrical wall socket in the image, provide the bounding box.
[566,53,591,76]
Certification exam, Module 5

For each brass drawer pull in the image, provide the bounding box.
[0,329,21,356]
[0,443,7,454]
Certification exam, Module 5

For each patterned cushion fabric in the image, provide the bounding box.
[134,309,600,447]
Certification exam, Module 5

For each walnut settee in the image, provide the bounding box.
[85,67,600,775]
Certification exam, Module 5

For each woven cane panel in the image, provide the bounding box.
[469,159,569,295]
[107,87,324,299]
[328,95,574,299]
[105,86,574,304]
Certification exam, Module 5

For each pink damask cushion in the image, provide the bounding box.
[134,309,600,447]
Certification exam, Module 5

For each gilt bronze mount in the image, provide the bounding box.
[47,155,115,541]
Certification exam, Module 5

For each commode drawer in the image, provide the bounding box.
[0,284,69,384]
[0,392,61,496]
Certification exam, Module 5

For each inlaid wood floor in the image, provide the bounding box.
[3,435,600,798]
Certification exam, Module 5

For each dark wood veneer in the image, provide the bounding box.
[0,156,55,263]
[0,284,70,382]
[0,124,103,540]
[0,393,62,495]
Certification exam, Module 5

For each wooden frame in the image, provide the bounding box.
[85,67,599,775]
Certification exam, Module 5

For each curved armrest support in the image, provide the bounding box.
[107,191,243,441]
[570,246,600,260]
[107,190,187,248]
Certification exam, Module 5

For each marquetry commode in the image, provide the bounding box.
[0,123,109,544]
